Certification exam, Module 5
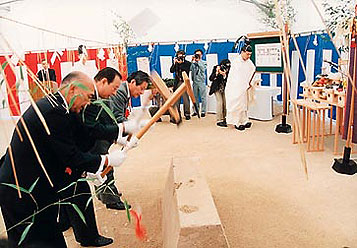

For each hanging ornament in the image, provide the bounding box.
[313,34,318,46]
[50,49,63,65]
[10,54,19,66]
[148,43,153,52]
[97,48,105,61]
[204,42,209,51]
[108,48,115,60]
[174,42,180,52]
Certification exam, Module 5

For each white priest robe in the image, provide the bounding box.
[225,55,256,126]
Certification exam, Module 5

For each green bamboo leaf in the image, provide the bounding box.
[78,177,93,182]
[28,177,39,193]
[1,61,8,70]
[19,66,24,81]
[55,202,72,205]
[71,203,86,225]
[57,181,76,193]
[32,86,39,95]
[124,200,131,223]
[71,81,89,91]
[95,107,103,121]
[64,85,70,97]
[68,95,78,109]
[85,195,93,210]
[15,81,20,90]
[92,100,117,124]
[18,222,33,246]
[1,183,29,194]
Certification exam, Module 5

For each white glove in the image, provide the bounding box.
[108,150,127,167]
[117,135,128,146]
[126,136,139,150]
[86,172,107,186]
[139,119,150,129]
[123,120,140,134]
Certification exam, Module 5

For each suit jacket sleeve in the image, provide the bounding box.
[209,66,218,82]
[110,89,128,123]
[82,104,119,141]
[37,70,43,82]
[183,61,191,76]
[46,110,102,173]
[170,62,177,73]
[50,69,57,82]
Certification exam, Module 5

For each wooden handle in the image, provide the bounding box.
[182,71,196,104]
[136,82,187,139]
[100,83,187,178]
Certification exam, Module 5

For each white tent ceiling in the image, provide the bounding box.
[0,0,326,53]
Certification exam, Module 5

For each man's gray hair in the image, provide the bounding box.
[61,71,82,86]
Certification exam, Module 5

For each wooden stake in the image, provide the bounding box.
[150,71,180,122]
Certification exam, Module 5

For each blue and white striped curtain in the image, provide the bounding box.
[126,33,339,108]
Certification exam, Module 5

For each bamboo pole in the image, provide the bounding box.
[275,0,308,178]
[291,33,309,83]
[346,47,357,148]
[0,87,22,197]
[0,73,23,142]
[4,55,51,136]
[0,57,54,188]
[0,34,58,107]
[7,146,21,198]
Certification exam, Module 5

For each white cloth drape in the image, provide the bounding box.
[73,59,98,79]
[225,55,255,126]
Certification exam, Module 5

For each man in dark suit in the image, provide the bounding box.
[170,50,191,120]
[37,59,57,92]
[94,71,150,208]
[60,67,140,246]
[0,71,127,248]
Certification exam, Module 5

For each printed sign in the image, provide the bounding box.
[255,43,282,67]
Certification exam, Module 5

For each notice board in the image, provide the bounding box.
[248,31,283,73]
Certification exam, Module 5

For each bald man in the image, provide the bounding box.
[0,71,127,248]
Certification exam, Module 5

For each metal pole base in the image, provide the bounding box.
[332,147,357,175]
[275,115,292,133]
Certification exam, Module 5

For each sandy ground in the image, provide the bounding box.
[1,110,357,248]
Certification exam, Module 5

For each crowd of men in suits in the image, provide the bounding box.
[0,60,151,247]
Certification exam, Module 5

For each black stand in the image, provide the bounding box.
[332,147,357,175]
[275,115,292,133]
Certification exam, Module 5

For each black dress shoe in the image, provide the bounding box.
[216,121,227,127]
[106,202,131,210]
[185,116,191,120]
[244,122,252,128]
[192,112,198,117]
[235,125,245,131]
[81,235,113,247]
[201,113,206,117]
